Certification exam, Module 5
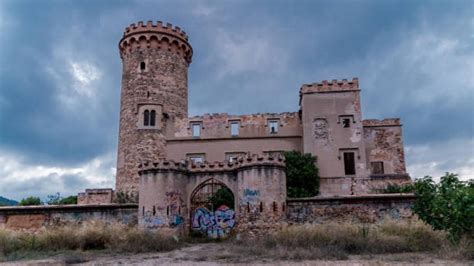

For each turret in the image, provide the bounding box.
[116,21,193,196]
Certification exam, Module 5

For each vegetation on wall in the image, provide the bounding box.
[207,187,234,210]
[284,151,319,198]
[18,196,43,206]
[114,191,138,204]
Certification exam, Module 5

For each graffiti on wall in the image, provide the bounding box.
[191,205,235,238]
[166,191,184,228]
[242,189,260,204]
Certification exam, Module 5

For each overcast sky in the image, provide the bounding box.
[0,0,472,201]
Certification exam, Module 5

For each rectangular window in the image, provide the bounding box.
[371,161,385,175]
[268,120,279,134]
[230,121,239,136]
[343,152,356,175]
[187,154,205,164]
[339,115,354,128]
[192,123,201,137]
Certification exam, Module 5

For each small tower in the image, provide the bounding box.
[116,21,193,196]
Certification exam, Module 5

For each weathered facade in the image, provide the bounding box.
[80,21,411,236]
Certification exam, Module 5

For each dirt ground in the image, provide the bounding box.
[2,243,471,266]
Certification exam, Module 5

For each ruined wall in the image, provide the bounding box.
[363,119,407,175]
[0,204,137,231]
[116,21,192,195]
[287,194,415,224]
[166,112,302,162]
[78,188,114,205]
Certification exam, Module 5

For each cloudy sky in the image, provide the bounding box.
[0,0,472,201]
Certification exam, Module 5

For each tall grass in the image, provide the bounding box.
[0,221,183,261]
[233,219,473,261]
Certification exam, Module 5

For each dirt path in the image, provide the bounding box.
[2,243,470,265]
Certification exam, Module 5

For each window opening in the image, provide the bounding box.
[259,202,263,212]
[150,110,156,126]
[144,110,150,126]
[342,118,351,128]
[371,161,385,175]
[187,154,205,164]
[268,120,279,134]
[343,152,356,175]
[140,61,146,70]
[230,121,239,136]
[192,123,201,137]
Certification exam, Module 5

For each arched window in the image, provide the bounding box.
[140,61,146,70]
[150,110,156,126]
[144,110,150,126]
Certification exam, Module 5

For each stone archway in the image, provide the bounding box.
[190,178,236,238]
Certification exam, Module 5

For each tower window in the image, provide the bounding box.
[342,118,351,128]
[192,123,201,137]
[150,110,156,126]
[268,120,279,134]
[371,161,385,175]
[144,110,150,126]
[140,61,146,71]
[230,121,239,136]
[343,152,356,175]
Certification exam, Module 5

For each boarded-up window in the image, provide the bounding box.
[371,161,384,175]
[344,152,356,175]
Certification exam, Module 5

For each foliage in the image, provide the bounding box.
[207,187,234,210]
[412,173,474,242]
[284,151,319,197]
[114,191,138,204]
[47,193,77,205]
[380,183,415,194]
[18,197,43,206]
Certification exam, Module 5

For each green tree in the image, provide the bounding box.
[207,187,234,210]
[284,151,319,197]
[19,196,43,206]
[412,173,473,242]
[47,193,77,205]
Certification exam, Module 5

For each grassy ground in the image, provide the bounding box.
[0,219,472,264]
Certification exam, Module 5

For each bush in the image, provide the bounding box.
[380,183,415,193]
[284,151,319,197]
[412,173,473,242]
[19,197,42,206]
[207,187,234,210]
[47,193,77,205]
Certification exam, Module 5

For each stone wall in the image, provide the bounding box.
[78,188,114,205]
[0,204,137,231]
[286,194,415,224]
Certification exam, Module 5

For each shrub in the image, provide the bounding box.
[207,187,234,210]
[284,151,319,197]
[47,193,77,205]
[412,173,474,242]
[380,183,415,193]
[19,197,42,206]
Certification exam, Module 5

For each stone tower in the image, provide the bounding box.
[116,21,193,195]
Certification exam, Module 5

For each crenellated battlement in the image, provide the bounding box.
[300,78,359,94]
[362,118,401,127]
[138,153,286,175]
[119,20,193,63]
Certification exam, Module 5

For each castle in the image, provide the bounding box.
[78,21,410,236]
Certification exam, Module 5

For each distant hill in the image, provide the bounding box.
[0,196,18,206]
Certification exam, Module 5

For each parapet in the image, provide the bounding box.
[362,118,401,127]
[138,153,286,175]
[300,78,359,94]
[119,20,193,63]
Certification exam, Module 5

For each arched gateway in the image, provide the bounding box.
[137,154,287,237]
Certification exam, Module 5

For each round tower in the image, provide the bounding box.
[116,21,193,196]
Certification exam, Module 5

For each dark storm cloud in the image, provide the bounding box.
[0,0,472,199]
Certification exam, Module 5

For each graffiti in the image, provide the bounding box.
[166,191,184,228]
[170,214,183,227]
[143,210,164,227]
[192,205,235,238]
[242,189,260,204]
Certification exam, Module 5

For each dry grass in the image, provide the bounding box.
[0,219,472,263]
[232,219,473,261]
[0,221,183,261]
